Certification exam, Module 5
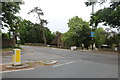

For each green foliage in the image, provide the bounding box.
[85,2,96,7]
[2,2,24,45]
[54,31,62,36]
[0,30,2,36]
[85,0,106,7]
[28,7,48,44]
[18,19,54,44]
[62,16,91,48]
[2,33,10,39]
[85,1,120,48]
[87,1,120,30]
[44,28,55,44]
[105,32,120,47]
[2,2,23,29]
[94,28,106,47]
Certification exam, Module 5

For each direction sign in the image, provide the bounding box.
[91,32,94,37]
[91,32,94,34]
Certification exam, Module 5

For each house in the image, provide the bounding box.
[51,33,64,48]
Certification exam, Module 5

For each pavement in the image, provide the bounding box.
[1,45,119,78]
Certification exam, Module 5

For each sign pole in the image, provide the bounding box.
[91,32,94,50]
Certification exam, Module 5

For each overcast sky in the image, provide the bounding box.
[0,0,110,33]
[15,0,110,33]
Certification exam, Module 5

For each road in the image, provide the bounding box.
[2,45,118,78]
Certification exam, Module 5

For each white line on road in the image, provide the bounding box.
[53,61,76,67]
[0,68,35,73]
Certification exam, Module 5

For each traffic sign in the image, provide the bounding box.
[91,32,94,37]
[91,32,94,34]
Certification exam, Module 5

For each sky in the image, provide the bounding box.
[2,0,112,33]
[15,0,110,33]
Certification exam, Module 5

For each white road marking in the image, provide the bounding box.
[64,61,76,64]
[0,68,35,73]
[53,61,76,67]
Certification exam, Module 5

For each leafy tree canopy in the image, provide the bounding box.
[18,19,54,44]
[62,16,91,48]
[2,2,23,29]
[94,28,106,47]
[85,1,120,30]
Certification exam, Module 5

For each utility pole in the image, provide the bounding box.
[91,3,94,50]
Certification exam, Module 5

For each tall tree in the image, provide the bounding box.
[62,16,91,49]
[2,2,23,45]
[105,31,120,47]
[2,2,23,29]
[28,7,48,45]
[18,19,54,44]
[94,28,106,48]
[85,1,120,30]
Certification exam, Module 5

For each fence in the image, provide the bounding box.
[2,38,15,48]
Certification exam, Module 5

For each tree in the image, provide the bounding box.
[85,1,120,30]
[105,31,120,47]
[18,19,54,44]
[2,2,23,45]
[2,2,23,29]
[62,16,91,49]
[28,7,48,45]
[44,28,55,44]
[10,16,22,44]
[18,19,34,44]
[2,33,10,40]
[53,31,62,36]
[94,28,106,48]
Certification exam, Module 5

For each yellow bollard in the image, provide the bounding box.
[12,49,21,66]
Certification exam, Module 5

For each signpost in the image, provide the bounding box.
[91,32,94,50]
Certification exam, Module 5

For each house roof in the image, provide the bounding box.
[51,33,62,45]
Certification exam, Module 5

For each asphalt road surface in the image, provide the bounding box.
[2,45,118,78]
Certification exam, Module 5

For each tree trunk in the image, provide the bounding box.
[13,31,16,47]
[37,13,47,45]
[40,23,47,45]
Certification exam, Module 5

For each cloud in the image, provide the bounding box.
[17,0,94,33]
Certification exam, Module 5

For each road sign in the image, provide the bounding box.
[91,32,94,34]
[91,32,94,37]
